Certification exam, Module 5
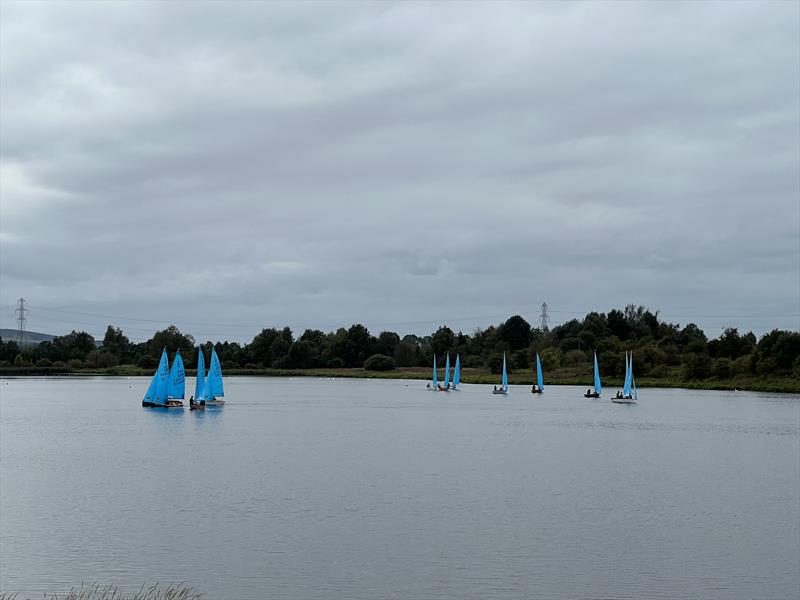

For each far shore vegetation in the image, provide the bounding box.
[1,305,798,393]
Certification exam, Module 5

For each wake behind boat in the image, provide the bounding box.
[142,348,184,408]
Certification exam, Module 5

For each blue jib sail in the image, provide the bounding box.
[195,347,206,400]
[167,350,185,399]
[594,352,602,394]
[444,354,451,389]
[536,353,544,390]
[453,355,460,388]
[143,349,169,405]
[501,353,508,391]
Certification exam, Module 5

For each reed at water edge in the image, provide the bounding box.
[0,582,203,600]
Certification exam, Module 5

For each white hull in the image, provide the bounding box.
[204,399,225,405]
[611,398,636,404]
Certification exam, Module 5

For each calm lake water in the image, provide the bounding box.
[1,377,798,599]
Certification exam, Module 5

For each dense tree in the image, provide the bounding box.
[148,325,194,359]
[430,326,455,357]
[498,315,532,351]
[4,306,798,384]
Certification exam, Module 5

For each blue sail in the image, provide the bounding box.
[501,353,508,391]
[536,353,544,390]
[444,354,451,389]
[167,350,185,399]
[195,347,206,400]
[593,352,602,394]
[207,348,224,398]
[623,352,632,397]
[432,354,438,388]
[453,354,461,389]
[143,349,169,405]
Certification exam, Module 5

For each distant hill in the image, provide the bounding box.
[0,329,56,346]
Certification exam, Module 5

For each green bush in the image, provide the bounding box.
[712,357,732,379]
[137,355,157,369]
[327,357,345,368]
[363,354,395,371]
[36,357,53,367]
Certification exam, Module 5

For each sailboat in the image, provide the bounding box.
[142,348,184,408]
[492,353,508,395]
[531,353,544,394]
[611,351,637,404]
[200,347,225,405]
[584,351,602,398]
[190,347,206,410]
[428,354,438,390]
[451,354,461,390]
[440,353,451,391]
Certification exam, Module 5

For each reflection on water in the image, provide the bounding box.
[1,377,798,599]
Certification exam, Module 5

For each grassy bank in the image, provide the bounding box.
[1,365,797,393]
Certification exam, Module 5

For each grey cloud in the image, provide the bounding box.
[1,1,798,341]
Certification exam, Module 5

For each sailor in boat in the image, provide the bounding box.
[426,383,431,389]
[586,389,591,396]
[531,384,541,393]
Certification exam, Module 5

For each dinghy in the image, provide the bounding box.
[142,348,184,408]
[439,353,451,391]
[451,354,461,391]
[611,351,637,404]
[492,353,508,395]
[198,347,225,405]
[531,353,544,394]
[584,352,601,398]
[427,355,438,390]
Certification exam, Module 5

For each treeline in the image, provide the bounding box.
[1,305,798,381]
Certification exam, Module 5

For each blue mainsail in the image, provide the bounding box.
[593,352,602,394]
[207,348,224,398]
[195,347,206,400]
[167,350,185,399]
[432,354,438,388]
[444,354,451,389]
[501,353,508,391]
[143,349,169,405]
[452,354,461,389]
[536,353,544,390]
[623,352,633,397]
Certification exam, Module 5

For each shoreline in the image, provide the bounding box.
[1,367,797,394]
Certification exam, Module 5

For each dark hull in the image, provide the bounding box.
[530,390,543,394]
[584,392,600,398]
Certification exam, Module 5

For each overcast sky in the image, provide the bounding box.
[1,1,798,343]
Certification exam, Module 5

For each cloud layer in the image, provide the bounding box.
[1,1,798,341]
